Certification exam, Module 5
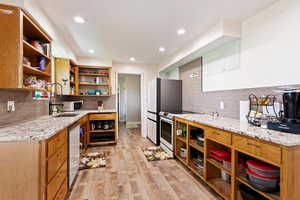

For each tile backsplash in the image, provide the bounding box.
[179,58,282,119]
[0,90,49,126]
[58,95,116,110]
[0,89,116,126]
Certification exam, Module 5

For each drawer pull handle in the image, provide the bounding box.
[247,142,261,148]
[213,132,221,135]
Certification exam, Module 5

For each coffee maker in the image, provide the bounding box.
[267,91,300,134]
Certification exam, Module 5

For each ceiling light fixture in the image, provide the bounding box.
[159,47,166,52]
[74,16,85,24]
[177,28,186,35]
[130,57,135,61]
[88,49,95,54]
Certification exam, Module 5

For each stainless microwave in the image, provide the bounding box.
[63,101,83,112]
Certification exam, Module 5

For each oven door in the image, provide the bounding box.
[160,117,173,150]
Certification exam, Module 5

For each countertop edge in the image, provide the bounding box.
[174,114,300,147]
[0,110,117,142]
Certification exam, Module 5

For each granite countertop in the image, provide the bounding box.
[0,109,116,142]
[174,114,300,147]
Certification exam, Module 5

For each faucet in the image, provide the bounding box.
[211,111,219,118]
[45,82,64,115]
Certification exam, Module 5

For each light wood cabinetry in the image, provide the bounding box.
[87,113,118,146]
[44,128,68,200]
[55,58,71,95]
[174,117,300,200]
[76,65,112,96]
[206,128,232,146]
[54,63,113,96]
[232,134,281,166]
[0,4,52,92]
[0,128,68,200]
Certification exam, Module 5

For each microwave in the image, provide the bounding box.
[63,101,83,112]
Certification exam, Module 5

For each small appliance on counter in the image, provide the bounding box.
[247,94,278,127]
[267,90,300,134]
[63,101,83,112]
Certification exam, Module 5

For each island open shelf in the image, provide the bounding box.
[174,116,299,200]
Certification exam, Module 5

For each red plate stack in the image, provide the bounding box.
[246,160,280,193]
[209,149,230,162]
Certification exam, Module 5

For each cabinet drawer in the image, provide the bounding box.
[206,128,232,146]
[233,135,281,165]
[54,177,68,200]
[47,129,67,158]
[47,161,67,200]
[89,113,115,121]
[47,143,67,183]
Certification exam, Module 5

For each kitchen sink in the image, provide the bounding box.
[54,113,79,117]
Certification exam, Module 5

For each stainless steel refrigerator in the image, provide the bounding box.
[146,78,182,145]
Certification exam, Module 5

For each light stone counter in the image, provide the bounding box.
[174,114,300,147]
[0,110,116,142]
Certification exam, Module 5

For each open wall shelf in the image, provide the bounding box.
[0,4,52,91]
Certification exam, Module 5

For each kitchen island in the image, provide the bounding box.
[174,114,300,200]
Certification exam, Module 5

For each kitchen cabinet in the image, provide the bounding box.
[0,4,52,92]
[55,58,71,95]
[87,113,118,146]
[174,117,300,200]
[0,128,68,200]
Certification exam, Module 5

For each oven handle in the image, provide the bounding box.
[160,118,173,124]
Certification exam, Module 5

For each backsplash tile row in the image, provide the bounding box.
[58,95,116,110]
[0,90,49,126]
[179,58,280,119]
[0,89,116,126]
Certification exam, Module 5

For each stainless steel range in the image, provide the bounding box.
[159,113,174,157]
[159,111,194,157]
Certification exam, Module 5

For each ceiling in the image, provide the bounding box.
[35,0,277,64]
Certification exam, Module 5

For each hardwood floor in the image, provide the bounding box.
[68,124,220,200]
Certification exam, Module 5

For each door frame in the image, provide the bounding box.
[116,72,145,137]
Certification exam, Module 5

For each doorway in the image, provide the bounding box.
[117,73,141,131]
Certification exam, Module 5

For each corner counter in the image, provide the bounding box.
[173,114,300,200]
[0,109,117,200]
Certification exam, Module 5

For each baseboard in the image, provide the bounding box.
[126,121,141,125]
[126,121,141,128]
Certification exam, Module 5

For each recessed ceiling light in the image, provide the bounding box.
[130,57,135,61]
[159,47,166,52]
[88,49,95,54]
[74,16,85,24]
[177,28,186,35]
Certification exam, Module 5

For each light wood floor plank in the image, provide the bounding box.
[68,123,220,200]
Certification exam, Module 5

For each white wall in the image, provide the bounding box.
[0,0,23,7]
[124,74,141,123]
[202,0,300,91]
[118,76,126,122]
[77,57,112,67]
[160,67,180,80]
[113,62,158,137]
[159,20,241,72]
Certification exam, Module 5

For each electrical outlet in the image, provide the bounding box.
[7,101,15,112]
[220,101,225,110]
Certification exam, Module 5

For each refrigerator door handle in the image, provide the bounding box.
[147,117,156,122]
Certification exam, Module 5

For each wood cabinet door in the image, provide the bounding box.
[55,58,70,95]
[0,5,22,89]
